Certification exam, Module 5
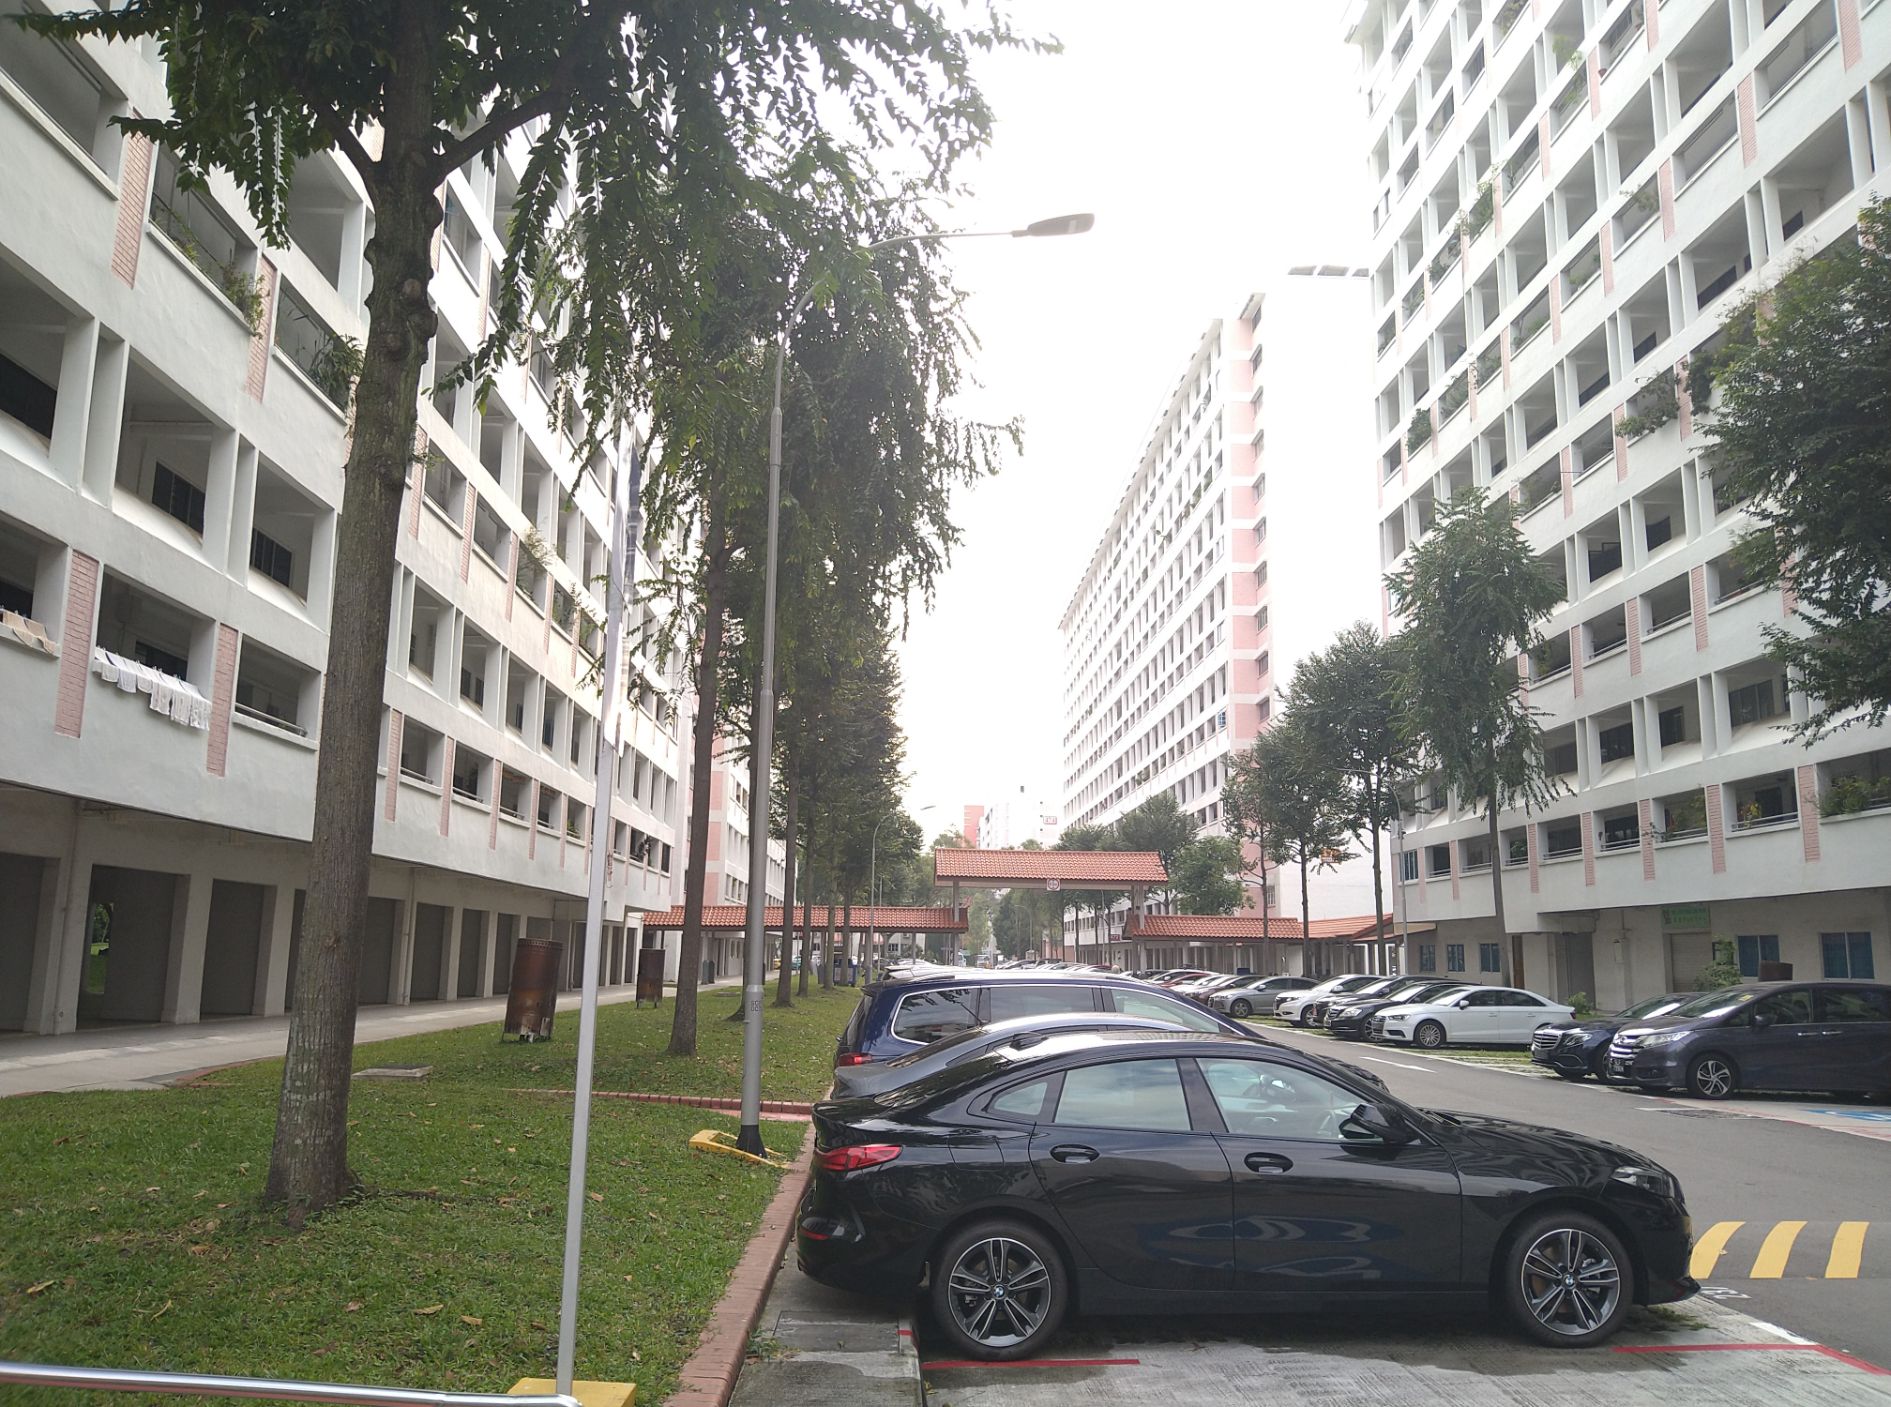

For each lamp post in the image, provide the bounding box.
[872,803,934,976]
[732,213,1093,1155]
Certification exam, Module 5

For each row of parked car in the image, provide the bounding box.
[1164,968,1891,1103]
[803,961,1698,1361]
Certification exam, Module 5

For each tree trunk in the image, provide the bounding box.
[1489,791,1522,987]
[264,51,440,1223]
[667,541,728,1056]
[842,892,853,982]
[774,760,798,1008]
[801,769,818,995]
[1368,779,1387,947]
[1299,852,1312,974]
[822,865,837,989]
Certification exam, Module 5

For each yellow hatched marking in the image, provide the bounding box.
[1690,1220,1745,1280]
[1751,1220,1807,1279]
[1826,1222,1869,1279]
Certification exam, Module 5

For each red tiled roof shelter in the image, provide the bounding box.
[1123,913,1426,942]
[932,848,1167,887]
[639,904,967,933]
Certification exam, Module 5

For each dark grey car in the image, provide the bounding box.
[1608,981,1891,1099]
[830,1012,1185,1099]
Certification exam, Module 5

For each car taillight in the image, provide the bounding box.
[817,1144,902,1173]
[835,1052,873,1067]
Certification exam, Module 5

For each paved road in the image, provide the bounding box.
[1259,1021,1891,1368]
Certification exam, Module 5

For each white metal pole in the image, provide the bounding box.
[556,437,640,1393]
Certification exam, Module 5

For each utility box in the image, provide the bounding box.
[636,944,665,1007]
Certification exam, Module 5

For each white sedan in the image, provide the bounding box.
[1372,986,1574,1049]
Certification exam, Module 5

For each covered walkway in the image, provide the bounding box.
[1105,912,1431,978]
[639,903,969,970]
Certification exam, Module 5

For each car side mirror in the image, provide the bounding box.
[1341,1103,1415,1145]
[1455,997,1473,1008]
[1751,1010,1775,1030]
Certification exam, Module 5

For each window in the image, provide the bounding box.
[0,351,57,438]
[250,529,293,587]
[152,463,206,534]
[1106,988,1221,1031]
[1729,679,1779,727]
[1446,943,1466,972]
[1417,944,1436,972]
[988,1077,1054,1122]
[1480,943,1502,972]
[1736,934,1779,977]
[1819,988,1890,1022]
[988,985,1095,1022]
[1753,989,1814,1025]
[1197,1059,1370,1141]
[1821,932,1876,980]
[1658,706,1688,747]
[1599,721,1635,764]
[134,640,189,678]
[1399,850,1420,882]
[1053,1059,1190,1132]
[892,989,979,1044]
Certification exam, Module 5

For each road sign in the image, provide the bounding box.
[1046,878,1061,891]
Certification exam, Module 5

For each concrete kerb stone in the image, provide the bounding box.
[508,1090,815,1118]
[667,1124,815,1407]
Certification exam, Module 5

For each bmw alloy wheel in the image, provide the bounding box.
[1517,1226,1623,1340]
[945,1236,1053,1351]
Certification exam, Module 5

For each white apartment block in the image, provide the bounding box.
[690,737,787,983]
[0,12,697,1036]
[1057,273,1386,948]
[1350,0,1891,1004]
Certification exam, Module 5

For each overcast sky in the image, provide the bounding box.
[897,1,1371,839]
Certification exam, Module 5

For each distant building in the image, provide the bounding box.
[962,804,985,849]
[1057,271,1388,953]
[1348,0,1891,1002]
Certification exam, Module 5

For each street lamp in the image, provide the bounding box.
[871,803,935,977]
[732,213,1093,1155]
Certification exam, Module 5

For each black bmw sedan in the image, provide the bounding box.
[797,1029,1695,1361]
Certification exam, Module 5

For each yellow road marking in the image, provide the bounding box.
[1827,1222,1869,1279]
[1751,1220,1807,1278]
[1690,1220,1745,1280]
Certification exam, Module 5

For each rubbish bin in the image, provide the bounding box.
[635,945,665,1007]
[701,958,716,985]
[503,938,564,1042]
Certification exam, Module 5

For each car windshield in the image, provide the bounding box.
[1617,993,1688,1020]
[1667,987,1763,1020]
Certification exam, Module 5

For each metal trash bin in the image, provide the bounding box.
[701,958,716,985]
[503,937,564,1041]
[636,944,665,1007]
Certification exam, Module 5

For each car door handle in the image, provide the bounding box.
[1244,1152,1293,1174]
[1050,1144,1099,1164]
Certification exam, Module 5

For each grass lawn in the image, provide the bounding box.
[0,984,860,1406]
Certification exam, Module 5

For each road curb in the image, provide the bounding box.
[506,1089,815,1117]
[668,1125,814,1407]
[897,1318,923,1406]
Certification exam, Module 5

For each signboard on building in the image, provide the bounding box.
[1661,905,1710,929]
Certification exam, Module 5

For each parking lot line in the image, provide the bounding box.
[1613,1343,1891,1376]
[1751,1220,1808,1278]
[920,1357,1141,1370]
[1828,1221,1870,1279]
[1690,1219,1746,1279]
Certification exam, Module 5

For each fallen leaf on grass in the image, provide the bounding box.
[413,1304,445,1317]
[460,1315,483,1327]
[151,1300,173,1321]
[588,1191,604,1204]
[26,1280,54,1295]
[531,1320,549,1332]
[188,1244,211,1257]
[344,1302,363,1313]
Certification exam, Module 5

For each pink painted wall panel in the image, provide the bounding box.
[1581,813,1596,887]
[53,551,101,738]
[385,711,404,822]
[1448,840,1461,901]
[439,738,456,836]
[204,623,239,777]
[1690,565,1709,651]
[459,488,476,580]
[1638,798,1656,880]
[1706,782,1727,874]
[1798,765,1821,863]
[243,261,278,400]
[109,132,152,287]
[1626,597,1642,676]
[1737,75,1758,165]
[1838,0,1862,67]
[1527,818,1541,894]
[1570,625,1584,699]
[1658,161,1676,240]
[1612,404,1629,481]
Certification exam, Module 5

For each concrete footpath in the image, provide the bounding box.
[726,1248,918,1407]
[0,983,743,1097]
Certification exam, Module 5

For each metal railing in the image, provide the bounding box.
[0,1361,580,1407]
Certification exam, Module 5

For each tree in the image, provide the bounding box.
[1693,198,1891,738]
[25,0,1029,1220]
[1288,623,1414,943]
[1112,792,1198,901]
[1052,821,1114,958]
[1223,715,1353,962]
[1386,488,1563,986]
[1169,837,1243,916]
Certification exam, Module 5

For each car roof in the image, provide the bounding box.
[866,969,1154,994]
